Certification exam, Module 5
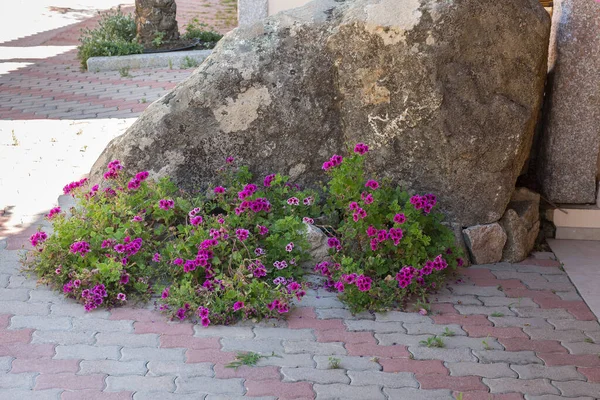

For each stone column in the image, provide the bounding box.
[238,0,268,27]
[135,0,180,46]
[538,0,600,204]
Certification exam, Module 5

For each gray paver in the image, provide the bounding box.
[383,388,453,399]
[510,364,585,381]
[403,323,466,336]
[480,296,538,308]
[50,303,110,318]
[134,393,205,400]
[175,376,245,395]
[447,361,517,378]
[254,327,315,340]
[561,341,600,355]
[0,389,63,400]
[513,308,574,319]
[120,347,186,362]
[484,378,559,395]
[0,372,36,389]
[455,305,516,316]
[379,333,501,350]
[443,285,504,297]
[9,315,71,330]
[106,375,176,392]
[72,318,133,333]
[408,347,476,362]
[296,295,345,308]
[32,330,96,345]
[283,340,346,355]
[256,353,315,368]
[553,381,600,398]
[547,319,600,331]
[78,360,148,376]
[344,320,406,333]
[0,301,49,316]
[313,355,382,371]
[523,327,587,342]
[0,358,12,373]
[0,288,31,301]
[347,370,418,388]
[315,308,374,320]
[147,361,213,377]
[433,294,482,305]
[281,367,350,384]
[374,311,431,324]
[193,325,254,339]
[220,338,283,354]
[54,344,121,360]
[525,396,594,400]
[488,316,552,328]
[314,383,385,399]
[473,350,543,365]
[95,333,160,348]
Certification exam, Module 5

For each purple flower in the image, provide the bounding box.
[348,202,359,210]
[214,186,226,194]
[354,143,369,155]
[287,282,301,292]
[355,275,372,292]
[55,267,61,274]
[393,213,406,224]
[46,207,61,220]
[303,197,313,205]
[152,253,161,262]
[330,154,343,166]
[236,228,249,242]
[225,156,234,164]
[198,306,210,318]
[127,178,141,191]
[263,174,276,187]
[287,197,300,206]
[173,258,184,266]
[322,161,334,171]
[334,281,345,292]
[159,199,175,211]
[285,242,294,252]
[365,180,379,190]
[114,244,125,253]
[361,192,374,205]
[366,226,377,237]
[377,229,389,242]
[161,287,170,299]
[327,237,340,248]
[201,317,211,327]
[63,178,88,195]
[30,231,48,247]
[120,273,130,284]
[457,258,464,267]
[273,277,286,285]
[389,228,404,245]
[233,301,244,311]
[303,217,314,224]
[176,308,187,321]
[254,247,265,256]
[135,171,149,181]
[131,215,143,222]
[70,241,91,257]
[257,225,269,235]
[190,216,203,226]
[117,293,127,301]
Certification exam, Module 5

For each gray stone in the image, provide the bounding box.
[79,360,148,376]
[473,350,542,365]
[220,338,283,354]
[281,367,350,384]
[347,370,418,388]
[538,0,600,204]
[238,0,268,27]
[32,330,96,345]
[87,50,213,73]
[175,376,245,395]
[283,340,346,355]
[0,357,12,373]
[314,383,385,400]
[383,388,453,400]
[147,361,213,377]
[313,356,381,371]
[304,224,330,265]
[120,347,186,362]
[500,209,539,263]
[54,345,121,360]
[463,223,507,264]
[553,381,600,398]
[106,375,176,392]
[256,353,315,368]
[408,347,476,363]
[511,364,584,381]
[447,362,516,378]
[135,0,179,45]
[484,378,559,395]
[90,0,551,227]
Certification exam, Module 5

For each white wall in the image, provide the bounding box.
[268,0,311,15]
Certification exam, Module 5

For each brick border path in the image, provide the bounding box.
[0,0,235,120]
[1,236,600,399]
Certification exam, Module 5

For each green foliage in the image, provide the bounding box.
[225,352,276,369]
[180,56,199,69]
[315,145,463,313]
[328,357,341,369]
[442,327,455,337]
[183,18,223,48]
[152,31,166,48]
[118,67,131,78]
[77,7,143,70]
[490,312,505,317]
[419,336,445,348]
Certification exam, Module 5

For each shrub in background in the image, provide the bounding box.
[77,7,143,70]
[182,18,223,49]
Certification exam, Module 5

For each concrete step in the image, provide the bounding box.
[552,206,600,241]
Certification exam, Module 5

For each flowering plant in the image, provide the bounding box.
[25,158,318,325]
[316,143,463,313]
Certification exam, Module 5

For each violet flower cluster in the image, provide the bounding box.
[30,231,48,247]
[63,178,88,195]
[410,193,437,214]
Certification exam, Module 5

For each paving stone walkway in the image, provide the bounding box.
[0,0,235,120]
[1,237,600,399]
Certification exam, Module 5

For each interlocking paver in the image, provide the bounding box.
[254,327,315,340]
[283,340,346,355]
[175,376,245,395]
[32,330,96,345]
[547,319,600,331]
[0,357,12,373]
[0,389,63,400]
[106,375,176,392]
[383,388,453,399]
[408,347,476,362]
[0,372,36,389]
[488,316,552,328]
[78,360,147,376]
[221,338,284,354]
[473,350,543,365]
[11,358,79,374]
[374,311,431,323]
[403,322,466,336]
[147,361,213,377]
[347,370,418,388]
[54,344,121,360]
[72,319,133,333]
[281,367,350,384]
[523,327,587,342]
[344,320,406,333]
[510,364,584,381]
[447,361,517,378]
[96,333,159,348]
[120,347,186,362]
[9,315,71,330]
[549,381,600,397]
[314,383,385,399]
[483,378,560,395]
[193,325,254,339]
[313,355,382,371]
[35,373,105,390]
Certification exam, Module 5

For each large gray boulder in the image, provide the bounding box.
[91,0,551,226]
[538,0,600,204]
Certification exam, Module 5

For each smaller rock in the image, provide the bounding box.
[597,181,600,208]
[304,224,330,266]
[500,188,541,263]
[462,223,507,265]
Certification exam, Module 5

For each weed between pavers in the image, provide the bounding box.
[420,336,445,348]
[225,351,280,369]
